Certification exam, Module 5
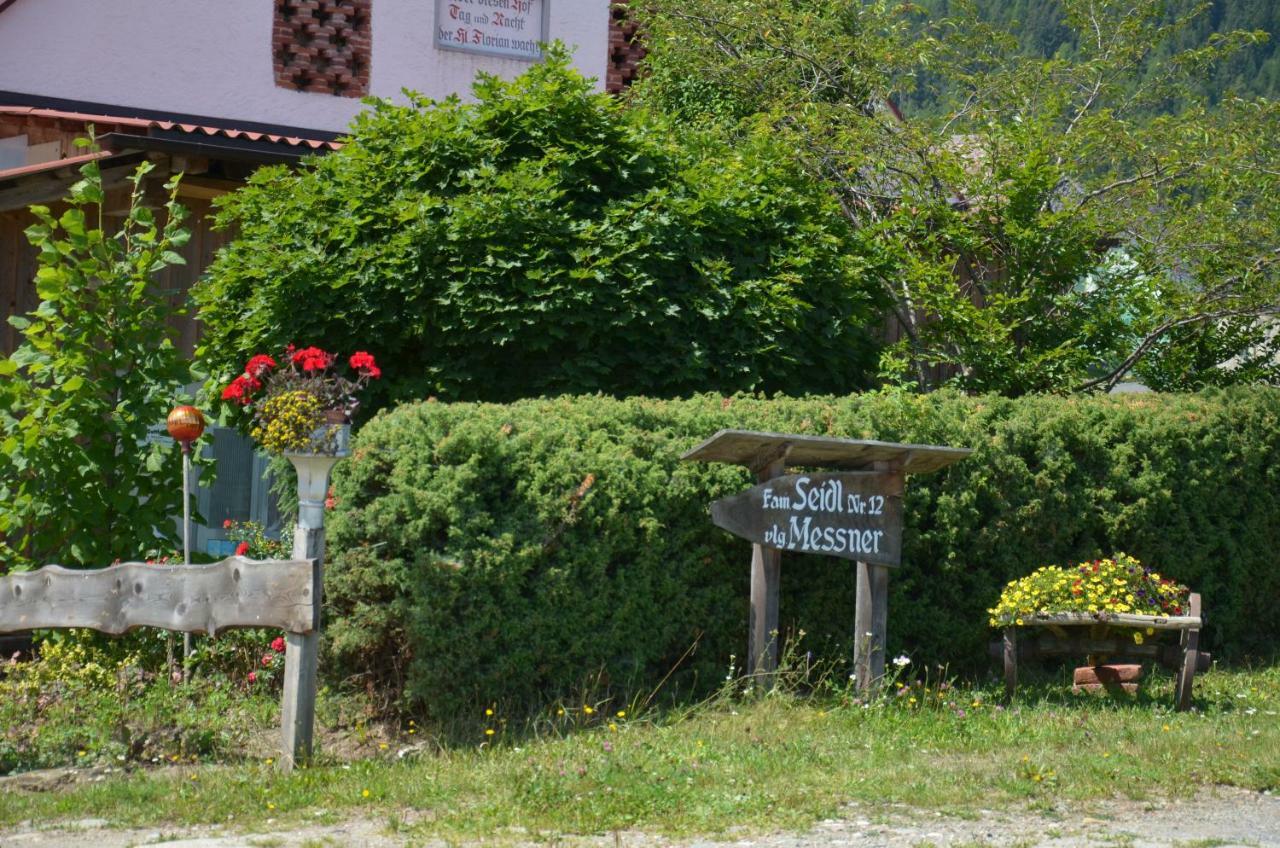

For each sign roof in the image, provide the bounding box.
[681,429,971,475]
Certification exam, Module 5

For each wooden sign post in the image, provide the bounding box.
[683,430,969,689]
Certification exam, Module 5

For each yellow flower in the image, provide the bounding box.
[1133,632,1144,645]
[616,710,626,718]
[609,723,618,732]
[485,708,494,717]
[583,705,594,715]
[362,789,370,798]
[485,728,495,736]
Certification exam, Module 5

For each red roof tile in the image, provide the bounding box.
[0,106,342,152]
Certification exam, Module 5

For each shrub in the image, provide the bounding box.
[0,156,194,570]
[194,48,884,412]
[0,635,279,773]
[324,388,1280,718]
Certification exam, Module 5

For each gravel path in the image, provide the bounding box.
[1,786,1275,847]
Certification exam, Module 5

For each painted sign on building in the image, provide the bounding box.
[436,0,548,61]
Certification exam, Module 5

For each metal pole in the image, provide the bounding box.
[181,443,192,681]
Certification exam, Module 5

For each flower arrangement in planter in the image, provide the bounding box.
[988,553,1189,640]
[222,519,290,559]
[220,345,380,454]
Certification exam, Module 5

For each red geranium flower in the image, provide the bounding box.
[291,346,335,372]
[235,541,250,556]
[220,379,246,404]
[247,671,257,684]
[223,519,233,529]
[271,636,286,653]
[220,374,259,405]
[261,653,274,667]
[349,351,381,379]
[245,354,277,378]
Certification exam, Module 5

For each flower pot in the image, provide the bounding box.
[283,422,351,458]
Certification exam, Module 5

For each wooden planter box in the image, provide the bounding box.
[990,593,1209,711]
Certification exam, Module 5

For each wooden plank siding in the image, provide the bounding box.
[0,189,226,358]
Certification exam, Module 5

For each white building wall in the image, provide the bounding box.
[0,0,609,131]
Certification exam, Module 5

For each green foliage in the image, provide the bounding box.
[908,0,1280,114]
[0,154,195,570]
[0,667,1278,830]
[0,637,279,774]
[223,519,290,559]
[194,47,884,411]
[632,0,1280,394]
[324,388,1280,718]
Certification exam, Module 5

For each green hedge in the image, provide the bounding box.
[325,388,1280,716]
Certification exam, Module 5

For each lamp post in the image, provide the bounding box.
[166,405,206,681]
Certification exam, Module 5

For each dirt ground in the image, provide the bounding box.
[0,785,1276,847]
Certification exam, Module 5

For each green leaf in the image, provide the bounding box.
[34,267,64,301]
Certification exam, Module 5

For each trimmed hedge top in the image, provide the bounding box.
[325,388,1280,717]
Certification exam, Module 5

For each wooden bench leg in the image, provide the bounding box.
[1175,593,1202,712]
[1003,627,1018,701]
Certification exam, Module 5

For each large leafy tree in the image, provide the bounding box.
[632,0,1280,393]
[0,154,193,570]
[195,48,885,408]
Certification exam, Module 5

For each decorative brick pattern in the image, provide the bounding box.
[273,0,371,97]
[605,0,645,94]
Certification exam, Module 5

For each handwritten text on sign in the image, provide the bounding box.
[710,472,903,567]
[436,0,545,61]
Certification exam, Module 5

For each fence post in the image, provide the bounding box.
[279,448,341,771]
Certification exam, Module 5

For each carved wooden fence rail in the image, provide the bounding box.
[0,556,320,770]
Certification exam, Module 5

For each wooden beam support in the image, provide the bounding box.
[749,455,786,680]
[0,156,146,212]
[178,175,239,200]
[853,458,905,690]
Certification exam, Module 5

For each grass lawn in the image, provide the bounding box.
[0,663,1276,841]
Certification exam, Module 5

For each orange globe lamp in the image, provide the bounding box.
[166,405,206,448]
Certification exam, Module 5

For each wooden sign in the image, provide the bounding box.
[710,472,903,567]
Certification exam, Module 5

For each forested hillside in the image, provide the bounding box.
[910,0,1278,112]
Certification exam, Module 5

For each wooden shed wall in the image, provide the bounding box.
[0,191,227,358]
